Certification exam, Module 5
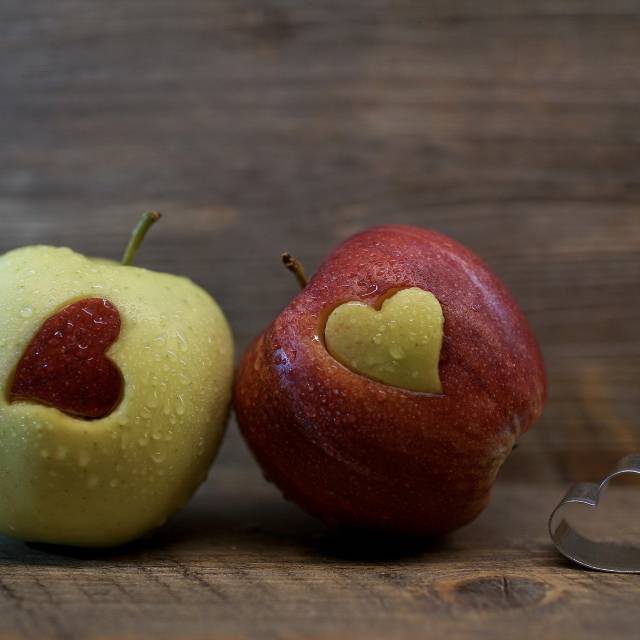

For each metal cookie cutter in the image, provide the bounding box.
[549,453,640,573]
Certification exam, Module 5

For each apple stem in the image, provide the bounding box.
[121,212,162,266]
[281,252,308,289]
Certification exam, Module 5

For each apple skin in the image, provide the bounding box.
[0,246,234,547]
[234,225,546,536]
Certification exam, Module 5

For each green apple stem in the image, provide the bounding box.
[282,252,308,289]
[121,212,162,266]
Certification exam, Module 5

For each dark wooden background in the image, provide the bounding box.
[1,2,639,638]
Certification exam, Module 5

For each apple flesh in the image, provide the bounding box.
[0,244,234,547]
[234,225,546,536]
[324,287,444,394]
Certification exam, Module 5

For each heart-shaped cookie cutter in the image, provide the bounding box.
[548,453,640,573]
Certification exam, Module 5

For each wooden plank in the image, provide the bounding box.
[0,466,639,639]
[1,3,639,480]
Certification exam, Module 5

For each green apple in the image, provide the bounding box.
[0,213,234,547]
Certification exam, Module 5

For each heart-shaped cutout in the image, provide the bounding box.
[549,453,640,573]
[9,298,123,419]
[324,287,444,393]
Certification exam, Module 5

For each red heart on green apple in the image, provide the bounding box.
[9,297,123,419]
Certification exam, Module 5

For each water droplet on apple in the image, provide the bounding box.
[273,348,293,375]
[176,395,185,416]
[356,279,379,297]
[176,330,188,352]
[151,451,166,464]
[19,306,33,318]
[372,333,382,345]
[389,345,405,360]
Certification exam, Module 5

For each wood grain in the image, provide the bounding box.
[0,1,639,637]
[1,467,640,639]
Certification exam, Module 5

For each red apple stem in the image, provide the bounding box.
[121,212,162,266]
[281,252,308,289]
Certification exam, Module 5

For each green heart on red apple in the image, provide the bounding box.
[324,287,444,394]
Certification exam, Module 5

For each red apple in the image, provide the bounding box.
[234,225,546,535]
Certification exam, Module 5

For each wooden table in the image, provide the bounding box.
[0,464,639,640]
[1,1,639,638]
